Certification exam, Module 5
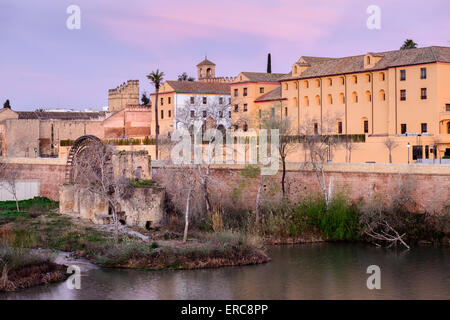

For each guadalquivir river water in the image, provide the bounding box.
[1,243,449,300]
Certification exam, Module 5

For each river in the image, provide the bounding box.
[1,243,449,300]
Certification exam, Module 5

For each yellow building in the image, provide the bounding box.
[234,46,450,163]
[230,72,286,130]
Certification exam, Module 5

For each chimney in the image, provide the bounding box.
[267,53,272,74]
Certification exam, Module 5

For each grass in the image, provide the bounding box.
[131,179,156,188]
[0,245,56,273]
[0,197,58,214]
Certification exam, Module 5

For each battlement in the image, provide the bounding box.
[108,80,140,112]
[198,76,235,83]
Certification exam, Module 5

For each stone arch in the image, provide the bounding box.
[65,135,103,183]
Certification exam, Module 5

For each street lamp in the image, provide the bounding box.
[407,142,411,164]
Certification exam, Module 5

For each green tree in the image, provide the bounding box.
[3,99,11,109]
[141,92,150,105]
[178,72,194,81]
[400,39,418,50]
[146,69,165,159]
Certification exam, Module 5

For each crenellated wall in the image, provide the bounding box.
[108,80,140,112]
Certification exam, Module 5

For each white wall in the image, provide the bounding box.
[0,179,40,201]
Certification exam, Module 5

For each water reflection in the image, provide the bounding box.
[1,243,449,300]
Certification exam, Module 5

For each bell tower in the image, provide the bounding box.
[197,56,216,80]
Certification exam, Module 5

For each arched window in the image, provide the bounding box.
[315,79,320,88]
[315,95,320,105]
[340,76,345,85]
[293,97,298,107]
[243,123,248,132]
[294,82,298,90]
[285,83,289,90]
[304,96,309,107]
[365,90,372,102]
[366,74,371,83]
[304,80,309,88]
[327,94,333,105]
[366,56,371,65]
[352,92,358,103]
[379,72,385,81]
[294,66,298,74]
[328,78,333,86]
[379,89,386,101]
[352,75,358,84]
[339,93,345,104]
[448,122,450,134]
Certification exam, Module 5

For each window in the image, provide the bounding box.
[219,111,223,118]
[366,74,371,83]
[304,80,309,88]
[446,104,450,112]
[338,121,343,134]
[160,97,164,105]
[293,97,298,107]
[243,104,248,112]
[421,67,427,79]
[285,107,288,116]
[328,78,332,86]
[285,83,289,90]
[448,122,450,134]
[421,88,427,100]
[271,108,275,117]
[294,82,298,90]
[380,72,385,81]
[203,97,207,104]
[234,89,238,97]
[421,123,427,133]
[219,97,223,104]
[168,110,171,118]
[379,90,386,101]
[168,97,171,104]
[314,123,319,135]
[364,120,369,133]
[315,79,320,88]
[190,110,195,118]
[203,110,207,118]
[234,104,239,112]
[401,123,407,134]
[190,96,195,104]
[160,110,164,119]
[315,95,320,105]
[352,75,358,84]
[340,77,345,85]
[366,91,372,102]
[327,94,333,104]
[352,92,358,103]
[228,111,231,118]
[243,88,248,96]
[400,69,406,81]
[339,93,345,104]
[366,56,371,65]
[304,96,309,106]
[400,90,406,101]
[260,87,264,94]
[243,124,248,132]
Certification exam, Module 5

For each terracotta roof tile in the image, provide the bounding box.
[254,87,285,102]
[237,72,287,83]
[196,58,216,66]
[281,46,450,81]
[166,81,230,94]
[16,111,105,120]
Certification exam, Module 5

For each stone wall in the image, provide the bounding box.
[152,162,450,214]
[59,184,165,228]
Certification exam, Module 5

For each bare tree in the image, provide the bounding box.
[383,137,399,163]
[259,103,296,198]
[0,162,20,211]
[300,112,342,206]
[343,136,359,163]
[72,141,132,247]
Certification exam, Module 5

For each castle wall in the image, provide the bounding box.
[108,80,140,112]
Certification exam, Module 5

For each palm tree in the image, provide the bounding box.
[147,69,165,159]
[400,39,418,50]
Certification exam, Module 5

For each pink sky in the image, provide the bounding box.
[0,0,449,110]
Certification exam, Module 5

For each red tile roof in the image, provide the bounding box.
[165,81,230,94]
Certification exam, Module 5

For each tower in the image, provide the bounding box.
[197,57,216,80]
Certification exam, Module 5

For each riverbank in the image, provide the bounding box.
[0,198,269,291]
